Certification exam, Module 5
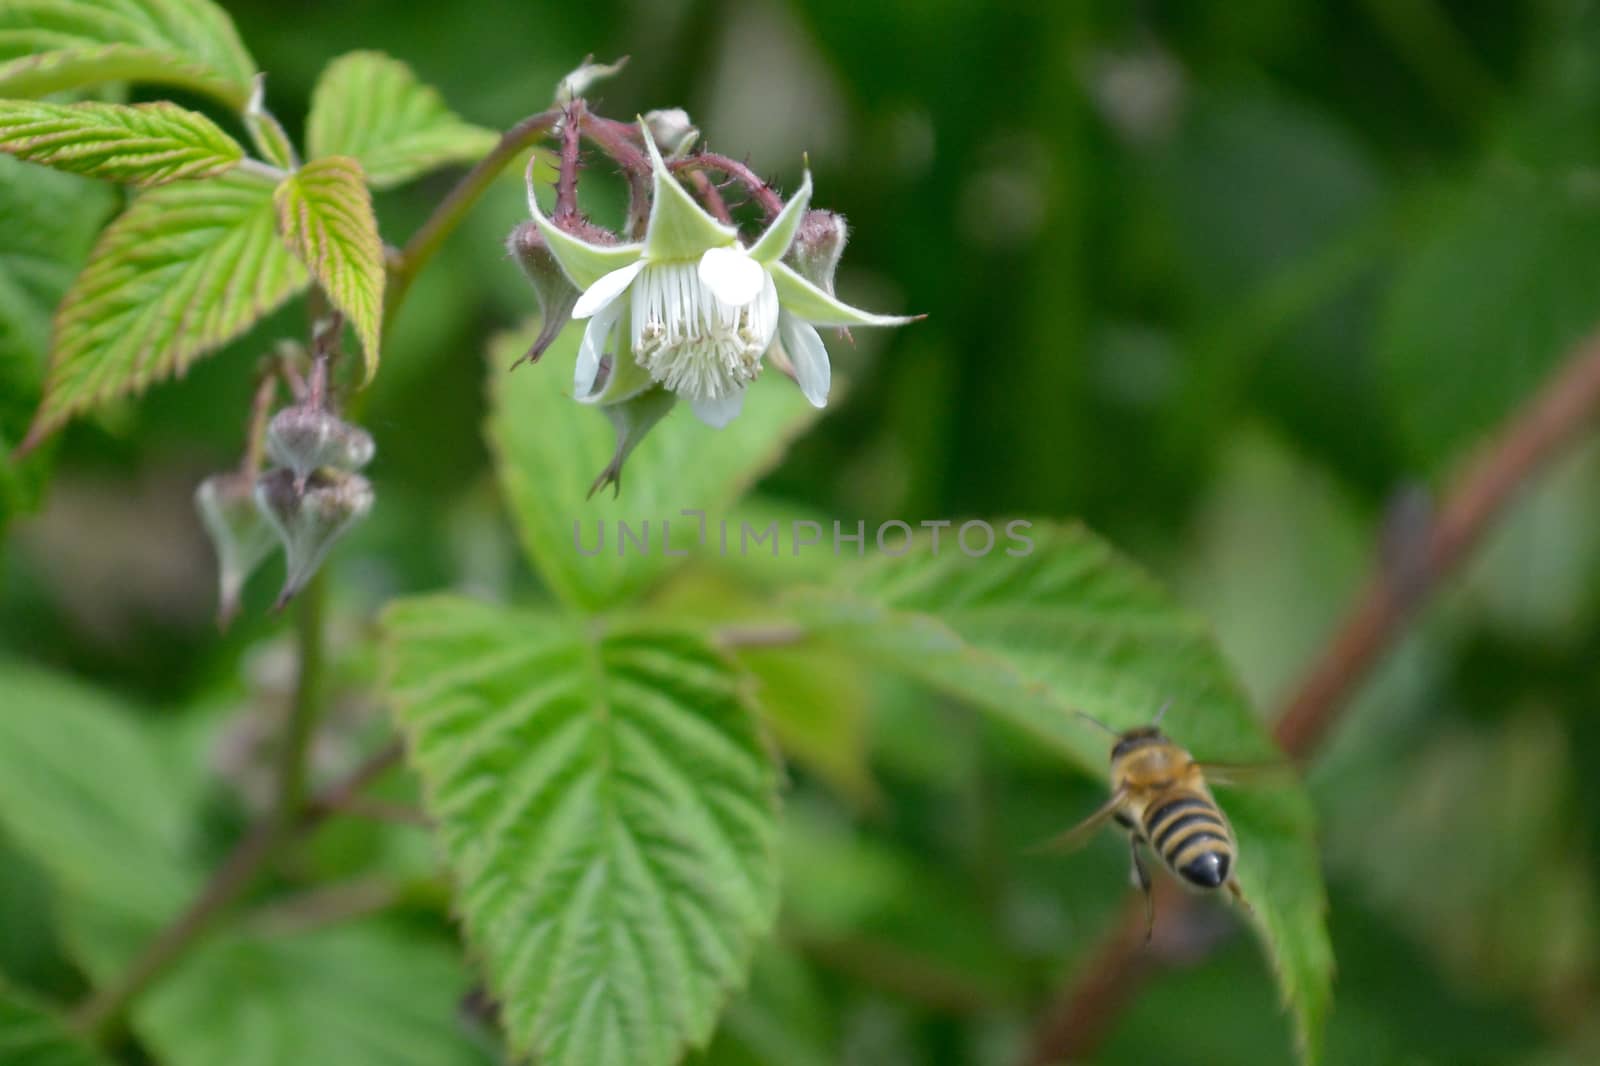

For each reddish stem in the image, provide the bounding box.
[579,113,652,238]
[555,103,583,219]
[673,153,785,220]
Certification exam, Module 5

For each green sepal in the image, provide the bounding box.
[525,178,643,289]
[748,168,812,264]
[587,385,676,498]
[769,260,916,327]
[639,116,738,261]
[582,309,655,407]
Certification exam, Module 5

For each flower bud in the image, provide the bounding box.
[790,210,849,295]
[265,405,375,487]
[195,472,278,628]
[507,221,581,367]
[588,386,676,499]
[554,54,628,105]
[255,468,374,608]
[644,108,698,158]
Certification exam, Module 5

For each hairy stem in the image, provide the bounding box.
[274,572,327,824]
[386,109,559,322]
[684,168,735,225]
[1022,322,1600,1064]
[579,113,652,238]
[70,740,403,1041]
[555,103,584,219]
[673,153,784,219]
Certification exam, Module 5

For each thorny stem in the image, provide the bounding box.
[578,112,652,238]
[673,153,785,220]
[684,168,735,225]
[386,108,560,322]
[70,740,404,1042]
[555,102,584,218]
[1022,322,1600,1065]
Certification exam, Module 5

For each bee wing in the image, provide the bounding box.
[1030,788,1128,854]
[1195,761,1295,787]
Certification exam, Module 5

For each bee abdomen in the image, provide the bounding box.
[1144,794,1233,889]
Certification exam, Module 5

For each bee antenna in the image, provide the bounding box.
[1152,699,1173,728]
[1073,710,1117,736]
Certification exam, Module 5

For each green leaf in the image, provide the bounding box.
[274,156,384,382]
[0,984,112,1066]
[0,0,258,107]
[306,51,498,190]
[1380,169,1600,469]
[128,923,494,1066]
[736,643,876,806]
[485,322,822,610]
[0,155,112,521]
[0,99,243,185]
[0,662,495,1066]
[788,522,1333,1063]
[20,171,309,449]
[383,595,781,1066]
[0,659,201,925]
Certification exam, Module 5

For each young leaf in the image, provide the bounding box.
[485,322,821,611]
[0,99,243,185]
[306,51,498,190]
[788,522,1333,1064]
[384,596,781,1066]
[0,155,113,521]
[275,157,384,381]
[20,171,309,449]
[0,0,258,107]
[0,984,113,1066]
[243,75,297,171]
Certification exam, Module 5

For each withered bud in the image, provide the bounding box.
[588,386,676,499]
[255,468,374,609]
[507,221,581,367]
[554,54,628,105]
[790,210,850,295]
[644,108,698,158]
[265,406,375,487]
[195,472,278,629]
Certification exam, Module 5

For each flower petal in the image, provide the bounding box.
[640,116,739,260]
[572,260,645,319]
[770,260,919,328]
[574,304,616,397]
[780,312,830,407]
[690,388,746,428]
[698,246,765,306]
[525,163,643,288]
[747,167,812,264]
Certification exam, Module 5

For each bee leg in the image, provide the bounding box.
[1225,877,1253,915]
[1129,837,1154,943]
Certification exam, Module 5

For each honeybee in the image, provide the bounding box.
[1041,702,1273,937]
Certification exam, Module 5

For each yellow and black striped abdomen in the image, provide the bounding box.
[1141,791,1234,889]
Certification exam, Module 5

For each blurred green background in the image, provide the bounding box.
[7,0,1600,1062]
